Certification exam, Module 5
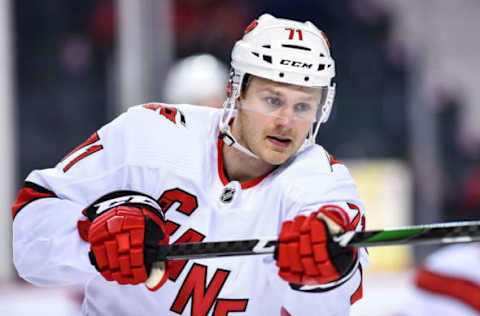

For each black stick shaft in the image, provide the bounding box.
[157,220,480,261]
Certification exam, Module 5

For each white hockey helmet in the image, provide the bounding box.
[163,54,229,107]
[219,13,336,158]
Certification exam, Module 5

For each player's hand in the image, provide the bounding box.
[275,205,357,285]
[84,191,169,291]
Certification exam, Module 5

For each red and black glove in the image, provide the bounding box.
[275,205,357,288]
[84,191,169,291]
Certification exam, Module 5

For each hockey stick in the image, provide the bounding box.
[155,220,480,261]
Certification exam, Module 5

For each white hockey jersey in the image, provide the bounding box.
[12,103,367,316]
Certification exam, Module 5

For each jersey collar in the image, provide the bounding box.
[217,136,272,189]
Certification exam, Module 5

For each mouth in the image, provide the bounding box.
[267,136,292,148]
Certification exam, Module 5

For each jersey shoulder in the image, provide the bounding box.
[123,103,222,168]
[272,144,360,207]
[126,102,221,133]
[279,144,354,183]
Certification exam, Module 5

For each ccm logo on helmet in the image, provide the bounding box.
[280,59,313,69]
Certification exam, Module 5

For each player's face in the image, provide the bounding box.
[233,76,323,165]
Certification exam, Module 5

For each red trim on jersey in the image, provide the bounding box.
[347,202,360,211]
[350,212,360,229]
[12,182,57,219]
[216,137,272,189]
[63,145,103,172]
[328,154,341,166]
[350,266,363,305]
[61,132,100,162]
[415,267,480,311]
[280,306,292,316]
[347,203,361,228]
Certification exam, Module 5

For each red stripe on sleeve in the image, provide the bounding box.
[347,203,361,229]
[280,306,292,316]
[415,267,480,311]
[63,145,103,172]
[350,266,363,305]
[12,182,57,219]
[61,132,100,162]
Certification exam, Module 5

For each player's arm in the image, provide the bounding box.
[274,153,367,294]
[12,111,141,286]
[272,199,367,315]
[12,180,96,286]
[13,105,185,288]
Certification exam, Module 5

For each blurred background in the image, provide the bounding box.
[2,0,480,315]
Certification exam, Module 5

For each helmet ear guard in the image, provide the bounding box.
[220,14,336,157]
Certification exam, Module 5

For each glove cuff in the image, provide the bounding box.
[288,258,360,293]
[316,205,358,277]
[84,190,165,222]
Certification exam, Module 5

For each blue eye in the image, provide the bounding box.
[294,103,312,112]
[266,97,282,106]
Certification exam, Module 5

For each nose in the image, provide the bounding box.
[274,106,295,128]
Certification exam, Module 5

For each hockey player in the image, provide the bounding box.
[12,14,367,315]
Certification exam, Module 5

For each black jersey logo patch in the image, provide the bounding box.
[220,187,236,203]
